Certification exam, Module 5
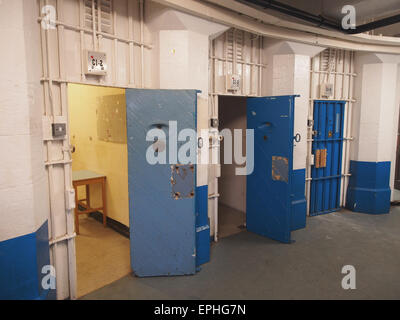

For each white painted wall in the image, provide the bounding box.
[268,53,310,171]
[262,40,325,171]
[0,0,49,241]
[351,53,400,199]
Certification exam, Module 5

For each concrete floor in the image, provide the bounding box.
[393,189,400,201]
[75,216,130,298]
[218,204,246,239]
[81,207,400,300]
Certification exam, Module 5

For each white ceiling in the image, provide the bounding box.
[241,0,400,36]
[280,0,400,20]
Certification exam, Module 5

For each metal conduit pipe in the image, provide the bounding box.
[240,0,400,35]
[347,14,400,34]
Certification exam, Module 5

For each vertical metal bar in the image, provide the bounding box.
[92,0,97,50]
[333,50,338,100]
[318,51,322,98]
[214,96,219,242]
[97,0,102,33]
[309,53,323,215]
[338,101,346,208]
[241,31,245,95]
[232,28,237,76]
[79,0,85,81]
[343,51,354,205]
[317,101,326,213]
[211,38,215,103]
[112,0,117,85]
[56,0,77,300]
[97,0,103,84]
[324,102,332,212]
[40,0,56,294]
[340,50,347,206]
[140,0,145,88]
[128,0,134,87]
[306,54,316,215]
[224,31,228,94]
[42,0,60,298]
[250,36,254,95]
[258,36,262,96]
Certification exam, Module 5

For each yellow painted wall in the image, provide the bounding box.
[68,84,129,226]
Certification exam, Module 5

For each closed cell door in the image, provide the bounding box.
[125,89,209,277]
[246,95,298,244]
[310,100,346,216]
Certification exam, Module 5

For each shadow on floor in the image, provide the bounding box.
[81,208,400,300]
[218,204,246,239]
[76,215,130,298]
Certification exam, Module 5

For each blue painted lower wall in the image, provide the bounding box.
[346,161,391,214]
[195,185,210,266]
[291,169,307,231]
[0,221,54,300]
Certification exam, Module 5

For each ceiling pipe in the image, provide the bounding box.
[240,0,340,30]
[347,14,400,34]
[240,0,400,35]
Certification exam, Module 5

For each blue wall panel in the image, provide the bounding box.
[0,221,52,300]
[35,221,54,299]
[310,100,346,216]
[346,161,391,214]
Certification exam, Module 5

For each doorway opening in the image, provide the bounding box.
[67,84,131,297]
[217,94,304,244]
[309,100,346,216]
[218,95,248,239]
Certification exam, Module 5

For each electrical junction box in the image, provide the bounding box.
[320,83,333,98]
[43,116,67,141]
[210,118,219,128]
[226,74,241,92]
[52,123,66,138]
[85,50,107,76]
[309,154,315,166]
[65,189,76,211]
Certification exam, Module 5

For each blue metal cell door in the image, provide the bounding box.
[246,95,298,244]
[310,100,346,216]
[125,89,201,277]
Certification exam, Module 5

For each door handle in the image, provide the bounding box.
[294,133,301,143]
[198,137,204,149]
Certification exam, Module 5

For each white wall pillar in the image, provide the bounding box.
[347,52,400,213]
[0,0,51,299]
[146,3,228,242]
[263,40,325,171]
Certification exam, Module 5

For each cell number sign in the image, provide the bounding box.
[85,51,107,76]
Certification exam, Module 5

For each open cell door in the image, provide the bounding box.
[246,95,298,244]
[125,89,209,277]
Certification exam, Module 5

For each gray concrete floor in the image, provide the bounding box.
[82,207,400,300]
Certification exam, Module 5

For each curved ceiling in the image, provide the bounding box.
[239,0,400,36]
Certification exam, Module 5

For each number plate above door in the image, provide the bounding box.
[85,50,107,76]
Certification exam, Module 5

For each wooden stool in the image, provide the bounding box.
[72,170,107,235]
